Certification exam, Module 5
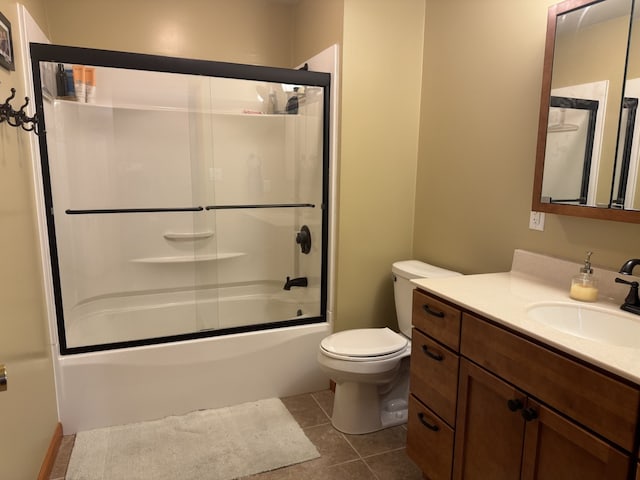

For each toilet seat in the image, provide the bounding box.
[320,328,409,362]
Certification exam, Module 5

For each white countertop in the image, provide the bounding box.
[411,250,640,385]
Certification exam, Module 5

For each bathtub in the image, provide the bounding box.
[55,284,330,434]
[64,283,321,348]
[56,321,331,434]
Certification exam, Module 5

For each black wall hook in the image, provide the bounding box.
[0,86,44,135]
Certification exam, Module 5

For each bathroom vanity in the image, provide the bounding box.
[406,250,640,480]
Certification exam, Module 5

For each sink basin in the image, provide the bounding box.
[526,302,640,348]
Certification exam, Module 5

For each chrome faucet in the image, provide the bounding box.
[615,259,640,314]
[283,276,308,290]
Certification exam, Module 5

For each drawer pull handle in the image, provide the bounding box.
[421,345,444,361]
[418,412,440,431]
[507,398,523,412]
[521,407,538,422]
[422,304,445,318]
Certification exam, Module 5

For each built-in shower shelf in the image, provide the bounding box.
[131,253,245,264]
[163,231,214,240]
[53,98,298,117]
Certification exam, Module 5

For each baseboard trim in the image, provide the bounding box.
[38,422,62,480]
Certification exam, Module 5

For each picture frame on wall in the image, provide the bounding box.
[0,11,15,71]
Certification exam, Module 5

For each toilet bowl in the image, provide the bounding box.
[318,260,461,434]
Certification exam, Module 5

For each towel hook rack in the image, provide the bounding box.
[0,85,44,135]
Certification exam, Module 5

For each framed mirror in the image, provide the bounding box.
[532,0,639,222]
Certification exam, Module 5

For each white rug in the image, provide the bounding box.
[66,398,320,480]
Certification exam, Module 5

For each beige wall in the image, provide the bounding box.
[0,1,58,478]
[414,0,640,276]
[45,0,294,67]
[291,0,343,67]
[337,0,425,331]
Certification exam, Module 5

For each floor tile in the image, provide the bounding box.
[311,389,334,418]
[281,393,330,428]
[343,425,407,458]
[302,423,360,468]
[313,459,377,479]
[245,459,375,480]
[364,448,424,480]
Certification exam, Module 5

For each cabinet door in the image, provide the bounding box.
[452,359,526,480]
[407,395,455,480]
[521,400,630,480]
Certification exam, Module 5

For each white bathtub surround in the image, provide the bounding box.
[66,398,319,480]
[58,322,330,433]
[411,249,640,384]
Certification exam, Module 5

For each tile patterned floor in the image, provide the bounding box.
[49,390,423,480]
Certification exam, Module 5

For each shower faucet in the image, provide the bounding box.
[284,276,308,290]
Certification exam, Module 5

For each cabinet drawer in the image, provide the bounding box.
[407,394,454,480]
[410,329,459,426]
[412,289,461,351]
[461,313,640,451]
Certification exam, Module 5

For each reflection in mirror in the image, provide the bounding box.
[533,0,635,222]
[543,95,599,205]
[619,7,640,211]
[612,95,638,209]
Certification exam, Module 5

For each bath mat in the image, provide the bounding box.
[65,398,320,480]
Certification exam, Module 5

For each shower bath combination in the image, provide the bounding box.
[29,43,334,432]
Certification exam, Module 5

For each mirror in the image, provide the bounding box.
[532,0,640,222]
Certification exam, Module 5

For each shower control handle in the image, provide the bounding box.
[296,225,311,254]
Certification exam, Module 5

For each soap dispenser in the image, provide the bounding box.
[570,251,598,302]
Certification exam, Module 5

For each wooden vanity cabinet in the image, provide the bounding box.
[407,289,640,480]
[411,289,461,351]
[452,360,526,480]
[454,359,629,480]
[407,290,462,480]
[407,396,455,480]
[461,313,639,452]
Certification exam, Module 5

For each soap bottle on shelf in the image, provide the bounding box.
[570,251,598,302]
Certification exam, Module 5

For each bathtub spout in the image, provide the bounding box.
[284,276,308,290]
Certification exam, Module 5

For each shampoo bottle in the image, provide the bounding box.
[570,251,598,302]
[55,64,67,97]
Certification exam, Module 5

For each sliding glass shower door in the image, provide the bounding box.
[31,44,330,354]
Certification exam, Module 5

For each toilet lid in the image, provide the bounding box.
[320,327,408,357]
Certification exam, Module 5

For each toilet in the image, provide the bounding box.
[318,260,461,434]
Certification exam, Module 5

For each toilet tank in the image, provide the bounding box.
[392,260,462,338]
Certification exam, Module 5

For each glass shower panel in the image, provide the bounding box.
[32,44,329,354]
[197,78,325,330]
[42,63,213,350]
